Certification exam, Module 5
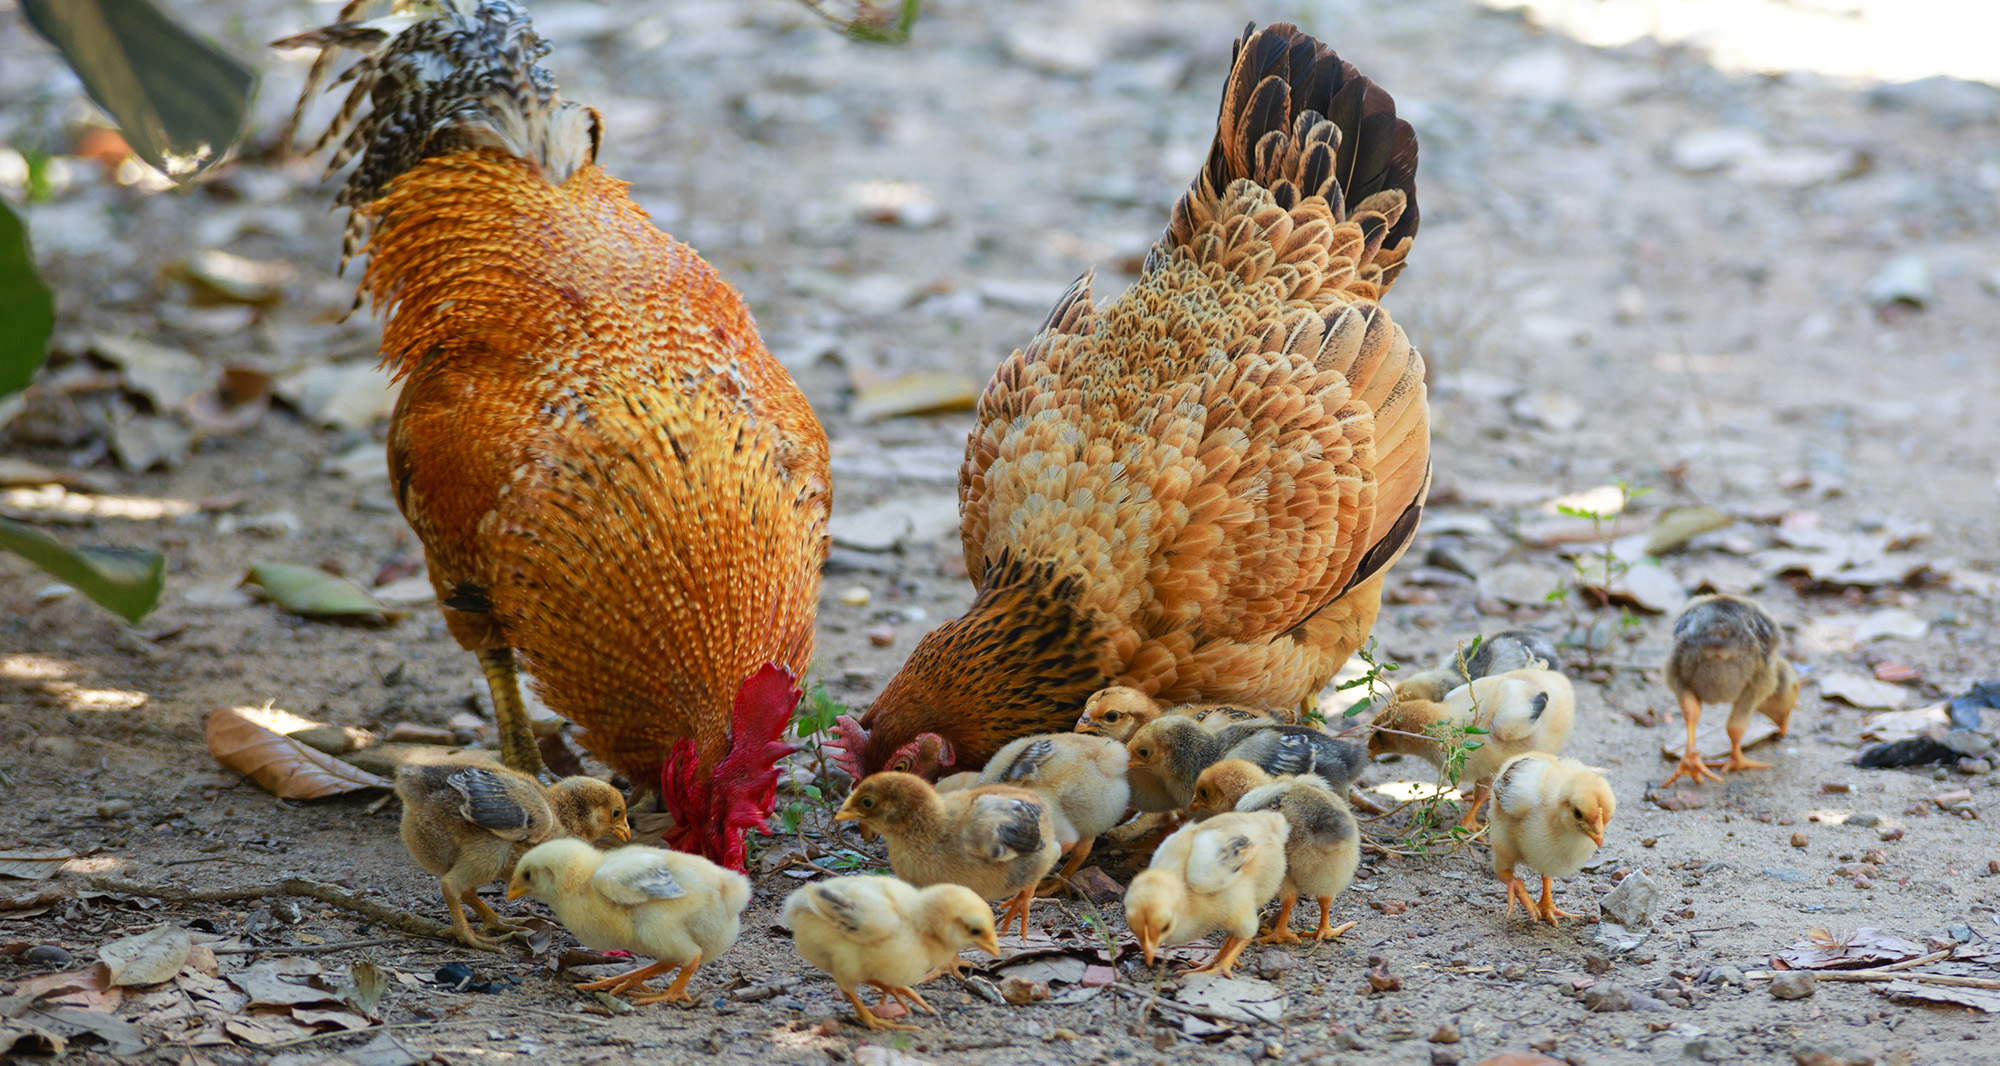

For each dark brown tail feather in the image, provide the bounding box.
[1184,22,1419,257]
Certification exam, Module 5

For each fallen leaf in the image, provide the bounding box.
[0,849,74,880]
[343,961,387,1019]
[274,362,399,430]
[97,925,190,986]
[1645,506,1732,556]
[1175,972,1287,1024]
[855,1046,938,1066]
[0,881,75,912]
[997,956,1087,985]
[291,1007,371,1031]
[1874,979,2000,1013]
[346,1031,427,1066]
[1583,560,1687,614]
[850,371,979,421]
[232,958,341,1008]
[828,494,960,552]
[246,562,398,624]
[206,707,390,799]
[224,1013,314,1046]
[1818,672,1914,710]
[165,249,294,307]
[1778,928,1927,969]
[1849,608,1928,643]
[1478,563,1561,607]
[88,334,208,411]
[1859,705,1951,743]
[183,366,272,436]
[17,1006,144,1056]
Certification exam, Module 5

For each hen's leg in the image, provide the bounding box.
[628,954,699,1005]
[1257,892,1301,944]
[844,986,917,1031]
[478,647,547,778]
[1037,839,1094,897]
[1660,692,1722,786]
[1534,876,1583,923]
[1188,935,1251,978]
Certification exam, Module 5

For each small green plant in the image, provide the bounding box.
[1333,637,1399,723]
[1546,480,1651,666]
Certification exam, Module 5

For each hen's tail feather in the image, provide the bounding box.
[274,0,600,269]
[1167,22,1420,292]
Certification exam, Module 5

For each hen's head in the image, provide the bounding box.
[660,664,801,871]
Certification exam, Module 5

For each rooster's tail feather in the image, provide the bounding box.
[274,0,599,268]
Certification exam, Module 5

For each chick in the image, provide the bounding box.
[978,734,1130,893]
[1487,752,1614,925]
[1395,630,1560,703]
[1128,718,1366,812]
[508,840,750,1003]
[395,761,629,951]
[1236,774,1360,943]
[1370,667,1575,829]
[1123,810,1288,978]
[1662,593,1800,786]
[784,875,1000,1031]
[1187,759,1274,822]
[1077,687,1283,743]
[836,772,1058,939]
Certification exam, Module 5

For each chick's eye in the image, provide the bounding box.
[1137,748,1151,759]
[861,797,875,809]
[1104,712,1120,722]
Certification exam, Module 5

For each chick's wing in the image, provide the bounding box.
[446,768,548,841]
[591,849,689,905]
[968,793,1047,861]
[792,877,910,939]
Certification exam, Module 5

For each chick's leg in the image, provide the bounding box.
[1708,698,1771,773]
[997,888,1035,939]
[843,985,917,1032]
[435,877,508,952]
[460,890,528,935]
[628,954,700,1005]
[1534,876,1583,923]
[1257,892,1302,945]
[477,647,547,778]
[869,982,937,1015]
[1312,898,1356,940]
[1189,934,1251,979]
[1660,691,1723,786]
[1456,781,1491,832]
[1037,839,1095,897]
[1498,871,1540,921]
[574,960,675,994]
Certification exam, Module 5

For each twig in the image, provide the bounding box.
[1107,981,1277,1026]
[728,977,802,1002]
[213,937,404,955]
[1747,949,2000,989]
[88,875,446,939]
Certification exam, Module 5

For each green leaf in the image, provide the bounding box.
[0,201,55,399]
[19,0,252,180]
[0,517,163,623]
[247,562,397,624]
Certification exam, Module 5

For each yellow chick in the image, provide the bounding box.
[1123,810,1288,978]
[1662,593,1800,786]
[783,875,1000,1031]
[836,772,1058,939]
[977,733,1130,893]
[1369,667,1574,829]
[395,760,629,951]
[1394,630,1559,703]
[507,840,750,1003]
[1187,759,1274,822]
[1487,752,1614,925]
[1236,774,1359,943]
[1077,687,1283,742]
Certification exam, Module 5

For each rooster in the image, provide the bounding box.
[831,23,1429,781]
[280,0,830,871]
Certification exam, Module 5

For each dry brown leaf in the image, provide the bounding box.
[98,925,190,986]
[206,708,389,799]
[0,849,74,880]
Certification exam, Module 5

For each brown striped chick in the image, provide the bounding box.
[395,761,629,951]
[978,734,1130,894]
[1235,774,1359,943]
[784,876,1000,1031]
[1487,753,1614,925]
[1077,687,1283,743]
[508,840,749,1003]
[1124,810,1288,978]
[1394,630,1560,703]
[1129,718,1365,812]
[1662,593,1800,786]
[1369,667,1574,830]
[836,772,1058,939]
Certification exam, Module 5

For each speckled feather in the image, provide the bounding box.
[856,23,1429,776]
[292,0,830,792]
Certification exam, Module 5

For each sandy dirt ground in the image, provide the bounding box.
[3,0,2000,1063]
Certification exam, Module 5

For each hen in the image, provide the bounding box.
[281,0,828,869]
[834,22,1427,780]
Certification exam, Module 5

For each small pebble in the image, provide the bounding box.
[1845,812,1882,828]
[1792,1044,1876,1066]
[1429,1023,1460,1043]
[1261,1040,1283,1060]
[1581,984,1632,1012]
[1790,832,1809,848]
[1820,782,1850,794]
[864,624,895,647]
[1989,859,2000,875]
[1864,848,1887,865]
[1706,966,1745,987]
[1582,954,1613,975]
[1854,875,1873,890]
[1640,837,1657,848]
[1958,757,1992,775]
[1879,827,1905,841]
[836,586,871,607]
[23,945,73,966]
[1430,1047,1464,1066]
[96,799,135,818]
[1770,971,1818,1000]
[1374,900,1408,915]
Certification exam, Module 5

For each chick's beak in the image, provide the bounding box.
[505,881,528,901]
[978,932,1002,957]
[833,803,861,822]
[610,823,631,844]
[1137,928,1158,965]
[1586,814,1608,849]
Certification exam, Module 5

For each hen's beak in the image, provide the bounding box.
[505,882,528,901]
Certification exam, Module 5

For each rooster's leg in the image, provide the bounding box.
[1256,892,1301,944]
[1037,839,1094,896]
[478,647,547,778]
[1660,692,1722,786]
[844,986,917,1031]
[627,954,700,1005]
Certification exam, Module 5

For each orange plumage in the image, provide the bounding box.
[833,23,1429,779]
[283,0,828,870]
